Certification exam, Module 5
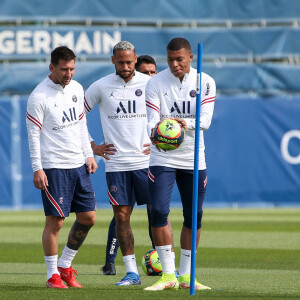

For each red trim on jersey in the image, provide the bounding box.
[146,101,159,113]
[148,169,155,182]
[26,112,42,129]
[79,111,84,120]
[201,96,215,105]
[45,188,65,217]
[107,188,119,205]
[84,97,91,112]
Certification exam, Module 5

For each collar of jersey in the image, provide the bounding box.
[114,72,137,84]
[167,67,194,84]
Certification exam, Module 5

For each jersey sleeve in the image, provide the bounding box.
[84,81,101,114]
[26,94,44,172]
[186,74,216,131]
[146,79,161,137]
[84,81,102,143]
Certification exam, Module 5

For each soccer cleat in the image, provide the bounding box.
[178,274,211,290]
[58,266,83,288]
[144,273,179,291]
[174,269,179,279]
[101,262,116,275]
[115,272,141,286]
[46,274,68,288]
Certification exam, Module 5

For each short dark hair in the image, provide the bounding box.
[51,46,76,65]
[167,38,191,52]
[135,55,156,69]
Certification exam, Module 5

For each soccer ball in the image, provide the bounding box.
[153,118,185,151]
[141,249,162,276]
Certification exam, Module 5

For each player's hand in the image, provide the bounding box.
[91,141,116,160]
[86,157,98,174]
[33,169,48,190]
[170,117,189,132]
[142,143,151,155]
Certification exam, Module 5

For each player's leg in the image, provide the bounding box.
[107,171,140,286]
[176,169,210,290]
[146,204,155,249]
[102,201,135,275]
[147,203,177,275]
[101,216,118,275]
[41,168,70,288]
[57,165,96,288]
[144,166,178,291]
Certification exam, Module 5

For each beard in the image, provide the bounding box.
[116,69,134,80]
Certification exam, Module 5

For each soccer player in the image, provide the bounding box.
[26,46,98,289]
[135,55,158,77]
[144,37,216,291]
[100,54,158,276]
[84,41,151,286]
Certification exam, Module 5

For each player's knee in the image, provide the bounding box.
[150,207,168,227]
[76,211,97,227]
[183,210,203,229]
[114,209,130,225]
[88,214,97,227]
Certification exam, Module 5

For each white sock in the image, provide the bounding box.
[123,254,139,275]
[171,250,176,271]
[156,245,174,274]
[44,255,59,280]
[179,249,191,276]
[58,246,78,269]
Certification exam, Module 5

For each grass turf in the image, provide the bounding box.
[1,208,300,299]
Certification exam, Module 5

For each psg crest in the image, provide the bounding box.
[189,90,196,97]
[135,89,143,96]
[72,95,77,102]
[110,185,117,193]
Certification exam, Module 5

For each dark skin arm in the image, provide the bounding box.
[91,141,117,160]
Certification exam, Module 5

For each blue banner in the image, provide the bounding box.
[1,26,300,60]
[1,94,299,209]
[1,62,300,97]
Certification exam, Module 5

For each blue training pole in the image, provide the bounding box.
[190,43,203,296]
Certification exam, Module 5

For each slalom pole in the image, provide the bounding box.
[190,43,203,296]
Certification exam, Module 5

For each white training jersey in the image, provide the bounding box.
[26,76,93,172]
[146,67,216,170]
[84,72,151,172]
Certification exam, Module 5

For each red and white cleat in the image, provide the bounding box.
[46,274,68,288]
[58,266,83,288]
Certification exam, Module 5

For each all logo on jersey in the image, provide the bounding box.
[170,101,191,114]
[72,95,77,102]
[135,89,142,96]
[62,107,77,123]
[190,90,196,97]
[116,101,136,114]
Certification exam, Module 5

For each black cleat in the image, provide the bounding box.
[101,263,116,275]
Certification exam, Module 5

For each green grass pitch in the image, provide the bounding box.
[1,208,300,299]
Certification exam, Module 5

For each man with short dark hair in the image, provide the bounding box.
[26,46,98,288]
[136,55,157,77]
[84,41,151,286]
[145,37,216,291]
